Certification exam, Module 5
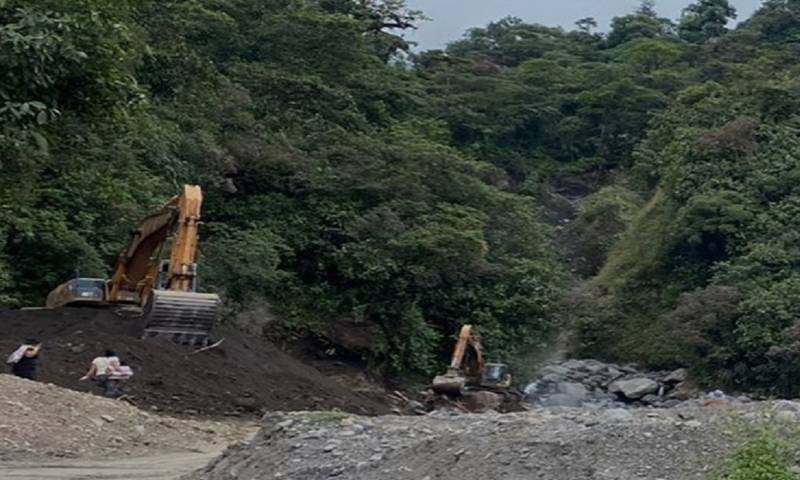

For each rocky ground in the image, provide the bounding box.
[191,401,800,480]
[0,374,254,461]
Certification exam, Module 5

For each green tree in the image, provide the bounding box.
[679,0,737,43]
[607,0,676,47]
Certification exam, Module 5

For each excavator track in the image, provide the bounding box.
[143,290,220,346]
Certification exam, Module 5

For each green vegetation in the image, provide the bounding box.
[5,0,800,387]
[715,430,797,480]
[0,0,561,378]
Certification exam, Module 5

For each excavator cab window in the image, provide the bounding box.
[482,363,508,384]
[156,260,170,290]
[155,260,199,292]
[70,278,106,300]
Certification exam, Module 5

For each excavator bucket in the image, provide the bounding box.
[432,372,467,395]
[143,290,220,345]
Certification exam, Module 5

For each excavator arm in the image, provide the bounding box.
[107,198,179,304]
[164,185,203,292]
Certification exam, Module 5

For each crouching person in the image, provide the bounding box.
[80,349,130,398]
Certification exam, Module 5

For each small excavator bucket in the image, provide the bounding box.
[143,290,220,346]
[432,373,467,395]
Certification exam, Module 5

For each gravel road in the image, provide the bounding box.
[0,450,223,480]
[192,403,795,480]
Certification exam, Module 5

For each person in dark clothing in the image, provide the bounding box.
[7,340,42,380]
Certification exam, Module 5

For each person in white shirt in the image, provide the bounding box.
[80,349,123,397]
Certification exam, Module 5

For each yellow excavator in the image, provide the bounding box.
[432,324,512,395]
[46,185,220,345]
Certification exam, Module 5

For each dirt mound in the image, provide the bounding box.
[0,308,391,417]
[191,404,776,480]
[0,374,249,461]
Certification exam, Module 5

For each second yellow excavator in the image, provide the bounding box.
[432,324,512,395]
[46,185,220,345]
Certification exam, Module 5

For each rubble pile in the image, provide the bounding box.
[524,359,749,408]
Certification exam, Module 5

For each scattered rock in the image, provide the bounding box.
[603,408,634,421]
[276,419,295,430]
[772,400,800,413]
[557,382,588,400]
[404,400,428,416]
[640,394,661,405]
[774,411,797,424]
[667,382,699,401]
[462,391,502,412]
[192,404,785,480]
[609,378,659,400]
[543,393,584,408]
[664,369,688,384]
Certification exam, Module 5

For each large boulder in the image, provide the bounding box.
[609,378,660,400]
[462,391,502,412]
[664,368,688,384]
[667,381,699,401]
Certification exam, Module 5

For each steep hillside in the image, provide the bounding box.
[5,0,800,394]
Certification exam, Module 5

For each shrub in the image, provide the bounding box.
[716,431,796,480]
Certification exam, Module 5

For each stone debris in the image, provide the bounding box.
[524,359,750,409]
[190,402,786,480]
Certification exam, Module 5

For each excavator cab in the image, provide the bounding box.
[46,277,107,308]
[482,362,511,388]
[155,259,197,291]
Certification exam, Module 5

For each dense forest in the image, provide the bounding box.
[3,0,800,393]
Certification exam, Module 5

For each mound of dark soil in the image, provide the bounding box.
[0,308,391,417]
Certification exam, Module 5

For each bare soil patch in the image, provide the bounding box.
[0,307,391,417]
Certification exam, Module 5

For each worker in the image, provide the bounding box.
[80,349,122,397]
[6,340,42,380]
